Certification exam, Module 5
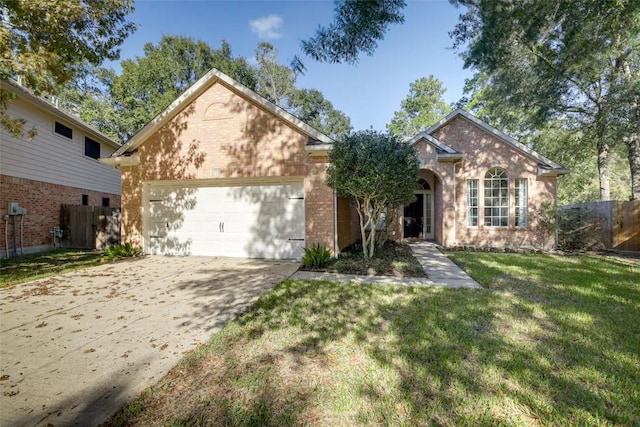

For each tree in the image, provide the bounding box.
[254,43,296,105]
[450,0,640,200]
[60,36,257,142]
[301,0,406,64]
[289,89,352,141]
[1,0,135,136]
[327,130,419,259]
[387,76,452,139]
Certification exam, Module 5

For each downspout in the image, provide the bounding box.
[333,190,338,257]
[3,215,9,258]
[452,161,462,247]
[20,211,25,255]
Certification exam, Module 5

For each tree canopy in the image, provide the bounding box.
[327,130,418,259]
[1,0,136,136]
[387,76,451,139]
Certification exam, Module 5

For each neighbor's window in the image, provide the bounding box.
[467,179,479,226]
[82,194,89,206]
[102,197,110,207]
[484,167,509,227]
[84,137,100,159]
[515,178,528,227]
[54,121,73,139]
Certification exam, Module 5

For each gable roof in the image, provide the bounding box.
[112,68,334,157]
[426,109,570,175]
[406,132,464,162]
[1,79,120,149]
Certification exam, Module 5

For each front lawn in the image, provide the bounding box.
[107,253,639,426]
[0,249,102,287]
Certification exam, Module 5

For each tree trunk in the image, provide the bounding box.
[596,138,611,201]
[627,131,640,200]
[356,202,369,260]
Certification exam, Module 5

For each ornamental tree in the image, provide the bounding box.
[327,130,419,259]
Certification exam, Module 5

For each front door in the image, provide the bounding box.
[403,191,433,239]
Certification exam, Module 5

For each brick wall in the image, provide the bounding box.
[0,174,121,254]
[121,80,335,252]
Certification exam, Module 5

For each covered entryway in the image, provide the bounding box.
[144,180,305,259]
[403,178,434,239]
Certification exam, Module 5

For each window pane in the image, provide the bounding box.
[515,178,528,227]
[484,167,508,227]
[467,180,479,226]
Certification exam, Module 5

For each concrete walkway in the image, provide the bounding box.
[291,242,481,289]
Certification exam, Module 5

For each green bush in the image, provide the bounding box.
[103,242,142,260]
[302,243,333,269]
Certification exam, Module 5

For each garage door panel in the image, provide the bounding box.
[146,182,305,259]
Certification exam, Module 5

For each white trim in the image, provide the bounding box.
[407,132,458,154]
[100,152,140,167]
[113,68,334,157]
[426,109,569,173]
[143,176,305,189]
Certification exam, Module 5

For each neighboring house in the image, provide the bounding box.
[0,79,122,257]
[105,68,568,260]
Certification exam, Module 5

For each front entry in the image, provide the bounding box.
[403,190,433,239]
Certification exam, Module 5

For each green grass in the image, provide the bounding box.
[106,253,640,426]
[313,241,425,277]
[0,249,102,287]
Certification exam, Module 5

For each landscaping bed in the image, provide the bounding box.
[303,241,425,277]
[106,252,639,426]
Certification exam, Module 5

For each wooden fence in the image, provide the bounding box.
[561,200,640,251]
[60,204,121,250]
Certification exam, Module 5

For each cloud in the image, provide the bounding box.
[249,14,283,39]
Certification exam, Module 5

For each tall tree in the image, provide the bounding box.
[387,76,451,139]
[254,43,296,106]
[0,0,135,136]
[289,89,352,141]
[61,36,257,142]
[450,0,640,200]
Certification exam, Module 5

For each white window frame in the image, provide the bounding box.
[515,178,528,227]
[467,179,479,227]
[484,167,509,227]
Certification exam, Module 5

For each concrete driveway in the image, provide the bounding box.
[0,256,299,426]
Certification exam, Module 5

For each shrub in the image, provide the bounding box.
[102,242,142,260]
[302,243,333,269]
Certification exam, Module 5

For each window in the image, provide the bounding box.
[484,167,509,227]
[82,194,89,206]
[54,121,73,139]
[102,197,110,207]
[467,179,479,226]
[515,178,528,227]
[84,137,101,159]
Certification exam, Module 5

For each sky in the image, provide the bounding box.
[112,0,473,132]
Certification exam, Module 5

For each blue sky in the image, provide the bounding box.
[113,0,473,131]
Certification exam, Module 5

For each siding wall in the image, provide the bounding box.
[0,98,121,195]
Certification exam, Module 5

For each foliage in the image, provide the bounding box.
[59,36,256,143]
[327,130,419,259]
[254,42,296,105]
[387,75,452,139]
[102,242,142,260]
[450,0,640,200]
[105,253,639,426]
[301,243,333,269]
[0,249,102,288]
[0,0,135,137]
[331,241,424,277]
[289,89,353,141]
[300,0,406,64]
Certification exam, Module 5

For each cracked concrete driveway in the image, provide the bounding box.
[0,256,298,426]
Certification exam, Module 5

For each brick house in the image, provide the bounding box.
[0,79,121,257]
[105,68,568,259]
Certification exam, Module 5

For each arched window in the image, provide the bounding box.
[484,168,508,227]
[417,178,430,191]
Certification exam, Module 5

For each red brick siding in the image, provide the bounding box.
[0,174,121,252]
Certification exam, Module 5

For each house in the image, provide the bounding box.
[0,79,122,257]
[105,68,568,259]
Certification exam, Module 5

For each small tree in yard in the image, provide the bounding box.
[327,130,419,259]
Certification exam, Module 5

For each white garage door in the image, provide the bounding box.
[145,182,305,259]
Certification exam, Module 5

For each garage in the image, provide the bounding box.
[144,180,305,259]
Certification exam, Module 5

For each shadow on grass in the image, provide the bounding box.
[110,254,639,426]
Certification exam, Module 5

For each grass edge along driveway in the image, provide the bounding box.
[106,252,639,426]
